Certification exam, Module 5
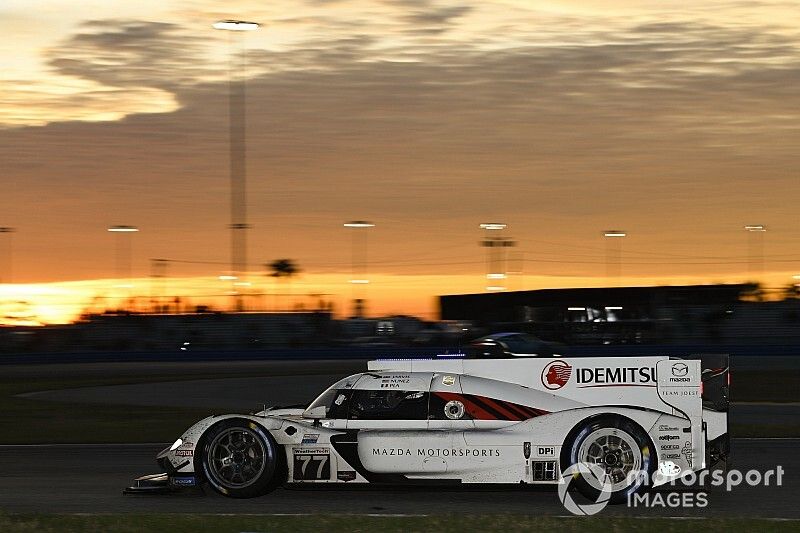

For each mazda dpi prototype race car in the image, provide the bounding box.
[127,354,729,503]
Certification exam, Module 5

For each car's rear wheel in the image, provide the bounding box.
[199,419,281,498]
[563,416,654,504]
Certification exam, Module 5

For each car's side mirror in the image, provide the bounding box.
[302,405,327,420]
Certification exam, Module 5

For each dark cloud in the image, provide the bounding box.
[371,0,470,34]
[4,18,800,279]
[249,35,377,71]
[404,5,471,32]
[45,20,211,90]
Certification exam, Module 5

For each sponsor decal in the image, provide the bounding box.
[658,425,679,432]
[538,446,555,457]
[301,433,320,444]
[542,361,572,390]
[659,434,680,441]
[523,442,531,459]
[671,363,689,376]
[660,444,679,450]
[682,442,694,463]
[294,447,329,455]
[171,476,196,486]
[663,389,699,397]
[173,440,195,455]
[373,448,413,456]
[576,366,657,388]
[669,362,691,383]
[658,461,682,476]
[664,453,681,459]
[371,447,502,458]
[337,470,356,482]
[442,375,456,386]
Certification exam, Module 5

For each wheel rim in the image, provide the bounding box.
[207,427,268,489]
[578,427,642,493]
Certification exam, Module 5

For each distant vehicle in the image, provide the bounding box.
[347,336,403,348]
[178,338,263,351]
[468,332,561,358]
[126,354,729,504]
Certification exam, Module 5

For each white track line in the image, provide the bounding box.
[0,443,169,447]
[63,513,800,520]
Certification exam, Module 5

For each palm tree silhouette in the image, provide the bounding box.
[266,259,300,310]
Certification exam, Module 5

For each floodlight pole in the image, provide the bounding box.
[344,221,375,317]
[603,230,627,286]
[480,223,514,291]
[108,225,139,309]
[214,20,260,312]
[0,227,15,284]
[744,225,766,281]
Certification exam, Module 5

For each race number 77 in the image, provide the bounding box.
[294,454,330,480]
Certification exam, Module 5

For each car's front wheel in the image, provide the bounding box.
[199,419,281,498]
[562,416,654,504]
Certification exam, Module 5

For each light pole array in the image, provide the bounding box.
[344,221,375,317]
[213,19,260,312]
[0,227,15,284]
[603,230,627,286]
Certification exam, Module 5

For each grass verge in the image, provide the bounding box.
[0,514,797,533]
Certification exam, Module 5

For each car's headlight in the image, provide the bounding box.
[169,438,183,451]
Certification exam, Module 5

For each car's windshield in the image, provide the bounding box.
[306,387,339,415]
[305,374,361,416]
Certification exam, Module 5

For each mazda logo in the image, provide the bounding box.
[671,363,689,377]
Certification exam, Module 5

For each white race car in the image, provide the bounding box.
[127,354,729,503]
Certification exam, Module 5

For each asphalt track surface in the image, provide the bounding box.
[0,439,795,518]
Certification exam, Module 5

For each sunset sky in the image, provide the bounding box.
[1,1,800,323]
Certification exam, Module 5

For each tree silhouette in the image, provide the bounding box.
[782,282,800,300]
[268,259,300,279]
[266,259,300,310]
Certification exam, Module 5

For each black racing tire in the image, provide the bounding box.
[197,418,283,498]
[562,415,655,505]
